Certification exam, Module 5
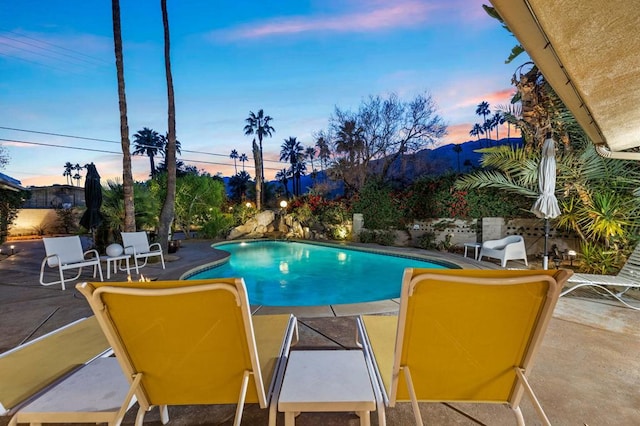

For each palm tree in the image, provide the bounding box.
[229,149,239,174]
[475,101,491,126]
[305,146,317,180]
[133,127,162,177]
[244,109,275,209]
[315,135,331,172]
[157,0,178,252]
[492,112,504,142]
[239,153,248,171]
[275,168,290,197]
[335,120,364,165]
[111,0,135,232]
[73,163,83,186]
[63,162,74,185]
[452,144,463,173]
[280,137,305,196]
[469,123,483,144]
[483,120,493,146]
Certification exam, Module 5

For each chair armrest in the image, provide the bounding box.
[43,254,61,268]
[123,244,137,255]
[149,242,162,252]
[83,249,100,260]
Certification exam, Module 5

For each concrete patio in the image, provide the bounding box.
[1,238,639,425]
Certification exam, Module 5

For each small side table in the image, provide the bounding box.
[101,254,131,279]
[278,350,377,426]
[464,242,482,260]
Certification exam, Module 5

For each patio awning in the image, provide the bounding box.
[0,172,24,191]
[490,0,640,159]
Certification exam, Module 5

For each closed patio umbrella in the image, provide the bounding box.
[531,136,561,269]
[79,163,104,245]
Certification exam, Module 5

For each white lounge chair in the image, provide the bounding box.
[479,235,528,267]
[561,244,640,310]
[121,231,165,274]
[39,236,103,290]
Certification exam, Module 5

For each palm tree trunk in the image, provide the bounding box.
[253,140,262,210]
[112,0,136,232]
[157,0,177,252]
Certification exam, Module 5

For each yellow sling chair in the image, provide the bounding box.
[358,268,572,425]
[76,278,298,426]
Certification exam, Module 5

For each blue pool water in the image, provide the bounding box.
[187,241,450,306]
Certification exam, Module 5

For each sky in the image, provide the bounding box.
[0,0,523,188]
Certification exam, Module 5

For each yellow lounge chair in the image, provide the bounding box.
[76,278,298,426]
[357,268,572,425]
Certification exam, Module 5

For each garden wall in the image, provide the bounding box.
[8,209,59,237]
[406,217,581,256]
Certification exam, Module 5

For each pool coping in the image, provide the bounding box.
[176,239,494,317]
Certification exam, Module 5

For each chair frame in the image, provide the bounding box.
[561,244,640,310]
[76,279,297,426]
[121,231,165,274]
[358,268,572,426]
[39,236,103,290]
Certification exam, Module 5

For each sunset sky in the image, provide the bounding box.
[0,0,523,187]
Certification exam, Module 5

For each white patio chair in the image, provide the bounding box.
[561,244,640,310]
[39,236,103,290]
[121,231,165,274]
[479,235,528,267]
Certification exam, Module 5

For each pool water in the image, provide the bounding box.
[187,241,449,306]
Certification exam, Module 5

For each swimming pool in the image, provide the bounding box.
[186,240,453,306]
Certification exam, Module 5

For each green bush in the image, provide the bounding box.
[358,229,396,246]
[199,212,234,239]
[353,180,402,230]
[416,231,437,249]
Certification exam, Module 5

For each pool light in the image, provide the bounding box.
[280,200,288,209]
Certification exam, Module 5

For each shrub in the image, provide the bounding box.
[199,212,234,239]
[416,231,437,250]
[353,180,402,230]
[358,229,396,246]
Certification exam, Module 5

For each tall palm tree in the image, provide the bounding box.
[229,149,239,174]
[305,146,316,180]
[239,153,248,171]
[315,135,331,172]
[73,163,83,186]
[452,144,463,173]
[244,109,275,209]
[335,120,364,165]
[483,120,493,146]
[280,137,304,196]
[157,0,178,252]
[492,112,504,142]
[63,162,73,185]
[275,168,290,197]
[111,0,135,232]
[133,127,162,177]
[469,123,483,144]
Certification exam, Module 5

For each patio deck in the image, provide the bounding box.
[1,237,638,425]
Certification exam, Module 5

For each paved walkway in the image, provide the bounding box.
[1,238,639,425]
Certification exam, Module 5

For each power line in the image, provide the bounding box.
[0,28,111,66]
[0,138,284,171]
[0,126,287,165]
[0,35,104,68]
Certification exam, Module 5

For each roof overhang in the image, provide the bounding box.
[490,0,640,159]
[0,172,25,191]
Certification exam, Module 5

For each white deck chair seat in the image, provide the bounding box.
[121,231,165,274]
[479,235,528,267]
[39,236,103,290]
[561,244,640,310]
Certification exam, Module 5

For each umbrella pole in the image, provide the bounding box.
[543,218,549,270]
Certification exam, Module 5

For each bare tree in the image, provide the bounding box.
[327,92,447,191]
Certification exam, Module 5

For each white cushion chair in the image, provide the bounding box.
[39,236,103,290]
[479,235,529,267]
[121,231,165,275]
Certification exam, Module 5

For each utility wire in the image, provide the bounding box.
[0,126,289,165]
[0,138,284,171]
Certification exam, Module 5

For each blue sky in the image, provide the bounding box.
[0,0,522,187]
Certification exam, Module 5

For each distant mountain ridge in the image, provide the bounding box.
[227,137,522,196]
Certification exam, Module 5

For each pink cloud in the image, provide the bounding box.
[212,0,436,41]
